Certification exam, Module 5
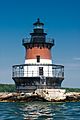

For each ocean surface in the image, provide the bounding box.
[0,102,80,120]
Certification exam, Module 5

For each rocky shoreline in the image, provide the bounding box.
[0,89,80,102]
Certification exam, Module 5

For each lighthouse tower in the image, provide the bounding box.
[24,18,53,77]
[12,19,64,92]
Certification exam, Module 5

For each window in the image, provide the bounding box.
[36,56,40,63]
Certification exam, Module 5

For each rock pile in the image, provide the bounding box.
[65,92,80,101]
[0,90,80,102]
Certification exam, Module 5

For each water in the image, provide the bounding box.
[0,102,80,120]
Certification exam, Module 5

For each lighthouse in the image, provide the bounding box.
[12,19,64,93]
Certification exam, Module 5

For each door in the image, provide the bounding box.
[39,67,43,75]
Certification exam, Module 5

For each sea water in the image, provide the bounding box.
[0,102,80,120]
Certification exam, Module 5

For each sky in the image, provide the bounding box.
[0,0,80,88]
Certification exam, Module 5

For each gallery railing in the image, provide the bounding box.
[22,37,54,45]
[12,64,64,78]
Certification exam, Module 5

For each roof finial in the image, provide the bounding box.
[37,18,40,22]
[33,18,44,26]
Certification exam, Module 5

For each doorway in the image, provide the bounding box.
[39,67,43,75]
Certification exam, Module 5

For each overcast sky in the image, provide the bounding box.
[0,0,80,88]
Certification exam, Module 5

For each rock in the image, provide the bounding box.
[35,89,66,101]
[0,91,80,102]
[65,92,80,101]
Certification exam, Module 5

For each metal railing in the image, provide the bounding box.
[22,37,54,45]
[12,64,64,78]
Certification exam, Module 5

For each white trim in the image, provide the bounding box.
[25,59,52,64]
